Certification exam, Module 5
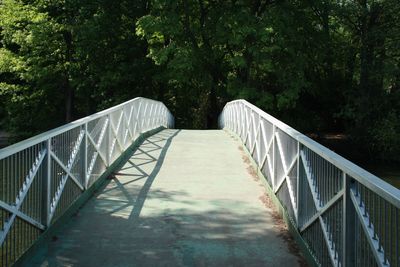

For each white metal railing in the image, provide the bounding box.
[219,99,400,267]
[0,97,174,266]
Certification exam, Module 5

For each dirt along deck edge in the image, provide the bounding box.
[14,126,166,267]
[225,129,319,267]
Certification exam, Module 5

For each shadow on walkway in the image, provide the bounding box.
[26,129,305,267]
[109,129,180,222]
[27,129,181,266]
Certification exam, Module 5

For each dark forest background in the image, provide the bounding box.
[0,0,399,163]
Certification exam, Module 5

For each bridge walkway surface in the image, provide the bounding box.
[25,129,305,266]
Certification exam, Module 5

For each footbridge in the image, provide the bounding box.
[0,97,399,266]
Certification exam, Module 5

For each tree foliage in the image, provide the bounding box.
[0,0,399,160]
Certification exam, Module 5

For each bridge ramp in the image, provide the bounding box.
[27,129,303,266]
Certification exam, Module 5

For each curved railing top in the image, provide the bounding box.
[0,97,172,159]
[222,99,400,208]
[220,99,400,267]
[0,96,173,266]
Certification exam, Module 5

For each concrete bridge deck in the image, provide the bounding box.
[26,129,304,266]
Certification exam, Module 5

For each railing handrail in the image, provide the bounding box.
[220,99,400,266]
[0,96,173,266]
[0,97,169,159]
[223,99,400,209]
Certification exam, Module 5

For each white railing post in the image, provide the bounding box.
[137,101,142,135]
[107,114,111,167]
[84,123,88,189]
[296,141,300,226]
[272,125,276,191]
[45,138,52,226]
[342,173,355,266]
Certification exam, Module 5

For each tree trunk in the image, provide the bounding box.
[63,30,74,123]
[322,3,333,81]
[359,0,377,97]
[65,78,73,123]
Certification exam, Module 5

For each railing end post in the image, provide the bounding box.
[84,123,88,189]
[43,138,52,227]
[342,173,355,267]
[107,114,111,167]
[295,141,301,226]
